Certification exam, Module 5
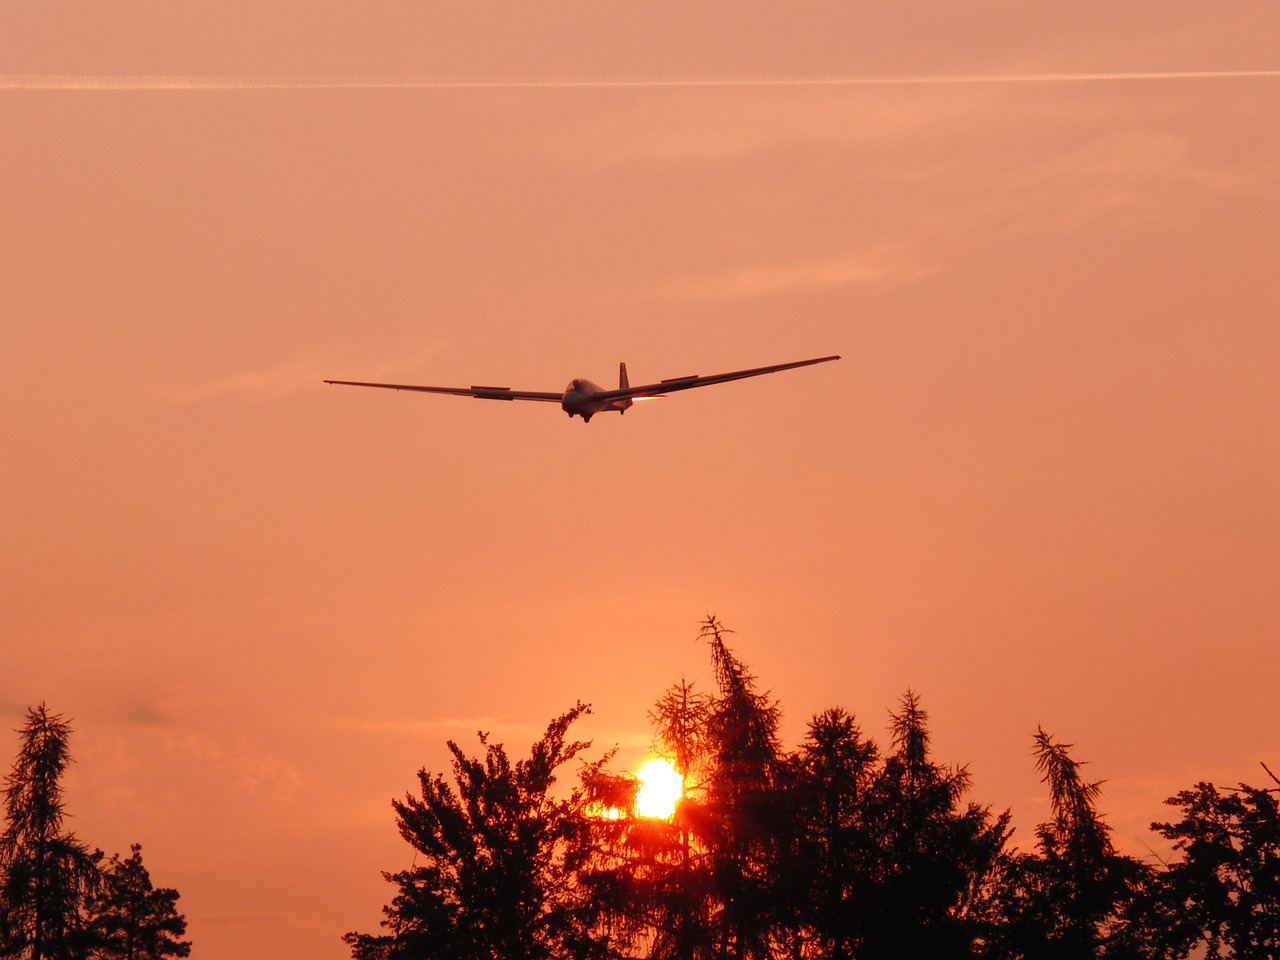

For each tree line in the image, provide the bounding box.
[0,705,189,960]
[348,618,1280,960]
[5,620,1275,959]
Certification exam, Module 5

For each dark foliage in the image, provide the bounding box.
[0,705,101,960]
[1144,778,1280,958]
[848,693,1012,959]
[981,730,1153,960]
[0,706,190,960]
[86,846,190,960]
[525,623,1010,959]
[345,703,611,960]
[350,621,1276,960]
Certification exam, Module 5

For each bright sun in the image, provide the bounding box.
[635,757,683,819]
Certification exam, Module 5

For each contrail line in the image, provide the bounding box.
[3,70,1279,91]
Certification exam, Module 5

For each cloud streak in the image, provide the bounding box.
[140,356,331,404]
[4,71,1279,91]
[663,247,928,301]
[141,343,446,404]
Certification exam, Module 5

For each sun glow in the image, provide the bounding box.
[635,758,683,819]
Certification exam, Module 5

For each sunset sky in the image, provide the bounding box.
[3,4,1278,957]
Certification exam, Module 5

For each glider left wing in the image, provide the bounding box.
[320,380,563,402]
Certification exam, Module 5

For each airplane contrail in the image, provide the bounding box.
[2,70,1279,91]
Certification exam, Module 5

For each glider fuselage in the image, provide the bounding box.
[561,378,633,421]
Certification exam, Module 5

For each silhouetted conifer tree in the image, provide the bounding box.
[650,680,711,800]
[0,705,101,960]
[580,679,716,960]
[699,617,785,959]
[639,679,715,959]
[578,621,791,958]
[986,729,1150,960]
[854,692,1011,959]
[86,845,189,960]
[786,707,880,960]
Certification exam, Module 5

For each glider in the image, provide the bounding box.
[325,354,840,422]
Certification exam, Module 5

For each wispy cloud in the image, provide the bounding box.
[663,247,928,302]
[960,126,1280,253]
[3,71,1278,91]
[76,723,305,806]
[141,343,446,404]
[140,356,327,403]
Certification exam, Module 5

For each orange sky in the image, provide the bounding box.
[3,4,1278,957]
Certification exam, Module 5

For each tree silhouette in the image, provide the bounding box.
[1144,776,1280,958]
[581,623,1013,959]
[85,845,189,960]
[987,729,1150,959]
[345,703,610,960]
[649,680,711,800]
[698,617,785,959]
[632,678,714,959]
[0,704,101,960]
[786,707,879,960]
[579,763,713,960]
[345,619,1280,959]
[853,692,1011,959]
[578,635,771,960]
[578,620,789,959]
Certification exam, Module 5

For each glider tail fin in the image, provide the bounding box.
[618,362,632,414]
